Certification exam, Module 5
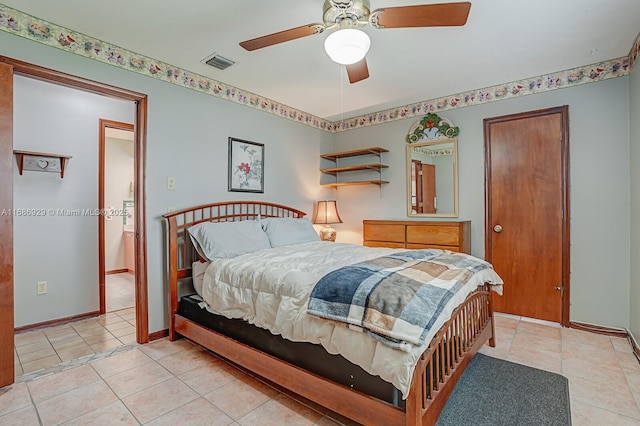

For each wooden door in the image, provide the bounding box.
[421,164,436,214]
[0,62,14,387]
[412,160,422,212]
[484,106,570,324]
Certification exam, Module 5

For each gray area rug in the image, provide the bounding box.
[437,353,571,425]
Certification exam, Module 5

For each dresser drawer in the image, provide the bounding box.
[363,223,405,244]
[406,243,462,252]
[365,241,405,248]
[406,225,460,247]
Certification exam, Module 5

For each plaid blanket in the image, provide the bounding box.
[307,250,494,350]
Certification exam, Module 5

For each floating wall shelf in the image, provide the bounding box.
[321,180,389,188]
[14,150,72,178]
[320,147,389,187]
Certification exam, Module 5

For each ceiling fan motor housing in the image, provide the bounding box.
[323,0,371,29]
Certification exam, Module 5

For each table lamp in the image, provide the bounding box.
[312,200,343,242]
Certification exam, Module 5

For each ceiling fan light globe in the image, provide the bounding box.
[324,29,370,65]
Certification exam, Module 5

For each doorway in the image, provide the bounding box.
[100,120,135,314]
[484,106,570,325]
[0,56,149,387]
[411,160,436,214]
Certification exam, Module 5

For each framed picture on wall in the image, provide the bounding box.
[228,137,264,193]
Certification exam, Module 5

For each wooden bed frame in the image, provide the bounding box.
[164,201,495,426]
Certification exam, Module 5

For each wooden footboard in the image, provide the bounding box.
[405,284,494,426]
[163,201,495,426]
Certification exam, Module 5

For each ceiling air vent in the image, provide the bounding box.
[202,53,235,70]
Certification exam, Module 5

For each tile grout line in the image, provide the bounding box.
[24,381,44,426]
[86,361,144,425]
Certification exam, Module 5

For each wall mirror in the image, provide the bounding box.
[405,113,460,218]
[406,138,458,217]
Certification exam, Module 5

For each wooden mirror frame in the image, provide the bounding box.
[406,138,459,218]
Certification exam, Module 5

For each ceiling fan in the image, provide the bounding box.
[239,1,471,84]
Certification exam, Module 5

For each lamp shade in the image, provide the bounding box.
[312,200,343,225]
[324,29,370,65]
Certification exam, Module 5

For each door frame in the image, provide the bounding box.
[484,105,571,326]
[99,119,135,314]
[0,56,150,353]
[0,62,14,387]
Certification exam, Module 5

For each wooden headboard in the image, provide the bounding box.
[162,201,306,328]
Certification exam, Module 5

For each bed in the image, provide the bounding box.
[164,201,501,426]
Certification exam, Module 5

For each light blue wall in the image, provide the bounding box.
[2,28,637,332]
[630,61,640,339]
[1,31,334,332]
[333,77,631,329]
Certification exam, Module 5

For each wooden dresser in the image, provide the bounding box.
[363,220,471,253]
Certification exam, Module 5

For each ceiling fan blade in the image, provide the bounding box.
[346,59,369,84]
[371,2,471,29]
[240,24,325,51]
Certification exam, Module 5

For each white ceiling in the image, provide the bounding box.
[3,1,639,121]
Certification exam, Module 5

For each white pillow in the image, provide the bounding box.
[261,217,319,247]
[187,220,271,261]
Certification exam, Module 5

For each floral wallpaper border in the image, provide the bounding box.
[0,4,638,134]
[0,4,332,131]
[336,56,631,132]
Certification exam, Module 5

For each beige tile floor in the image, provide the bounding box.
[106,272,135,313]
[14,307,137,377]
[0,313,638,425]
[14,273,136,376]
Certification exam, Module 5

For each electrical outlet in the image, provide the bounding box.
[167,206,176,213]
[167,177,176,190]
[37,281,47,295]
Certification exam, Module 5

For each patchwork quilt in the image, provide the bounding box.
[308,249,496,350]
